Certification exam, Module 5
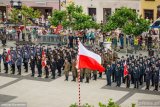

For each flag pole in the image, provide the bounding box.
[77,38,81,107]
[78,69,81,107]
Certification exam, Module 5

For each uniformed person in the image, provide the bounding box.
[151,64,156,87]
[23,51,29,72]
[145,67,151,90]
[11,53,16,74]
[93,70,98,81]
[111,61,116,82]
[130,63,135,84]
[45,57,50,78]
[3,52,8,73]
[71,59,77,81]
[37,55,42,77]
[51,58,57,79]
[115,63,122,87]
[153,67,159,91]
[139,63,145,85]
[106,64,112,86]
[16,54,22,75]
[64,59,70,81]
[133,66,140,89]
[126,65,131,88]
[57,56,63,76]
[80,69,84,82]
[85,68,91,83]
[30,55,35,77]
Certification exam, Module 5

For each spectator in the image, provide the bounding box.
[134,37,139,54]
[148,35,152,50]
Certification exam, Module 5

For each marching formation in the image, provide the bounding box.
[0,44,77,80]
[0,43,159,91]
[105,54,160,91]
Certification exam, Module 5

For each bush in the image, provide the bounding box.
[70,99,120,107]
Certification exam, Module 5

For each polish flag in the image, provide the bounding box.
[77,41,105,72]
[124,61,128,77]
[41,50,46,68]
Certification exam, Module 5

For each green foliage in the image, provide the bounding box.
[104,7,150,36]
[50,3,97,30]
[50,9,67,26]
[123,17,150,36]
[70,99,120,107]
[9,5,41,25]
[9,8,20,24]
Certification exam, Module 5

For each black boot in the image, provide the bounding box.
[80,77,83,82]
[85,77,89,83]
[52,76,55,79]
[93,75,97,80]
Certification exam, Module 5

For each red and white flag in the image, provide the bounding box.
[41,50,46,68]
[77,41,105,72]
[124,61,128,77]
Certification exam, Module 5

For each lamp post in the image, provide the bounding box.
[10,0,22,9]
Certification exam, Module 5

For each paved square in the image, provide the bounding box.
[0,94,17,102]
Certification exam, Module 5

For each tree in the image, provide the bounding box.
[49,9,67,27]
[50,3,99,30]
[10,5,41,25]
[9,8,21,24]
[9,5,41,41]
[103,7,150,48]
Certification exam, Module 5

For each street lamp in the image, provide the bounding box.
[10,0,14,7]
[10,0,22,9]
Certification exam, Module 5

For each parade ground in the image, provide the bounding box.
[0,41,160,107]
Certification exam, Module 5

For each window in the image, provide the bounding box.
[144,9,154,20]
[88,8,96,21]
[103,8,111,23]
[145,0,155,1]
[157,5,160,19]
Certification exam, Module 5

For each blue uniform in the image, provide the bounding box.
[115,65,122,87]
[11,53,17,74]
[16,55,22,75]
[106,66,112,86]
[24,52,29,72]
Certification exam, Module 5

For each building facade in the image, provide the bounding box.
[74,0,141,23]
[0,0,73,22]
[141,0,160,21]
